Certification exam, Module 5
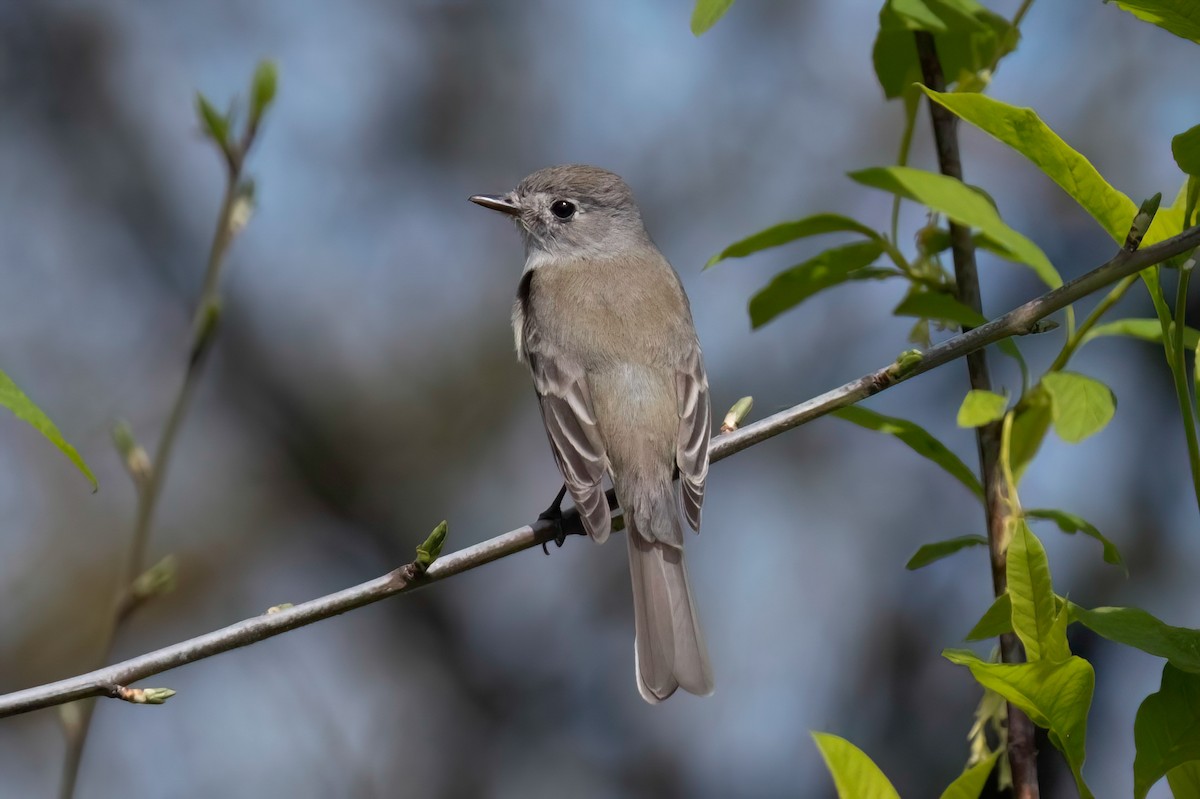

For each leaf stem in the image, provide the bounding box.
[1172,264,1200,511]
[1049,274,1137,372]
[890,97,919,247]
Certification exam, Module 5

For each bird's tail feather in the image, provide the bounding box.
[626,502,713,703]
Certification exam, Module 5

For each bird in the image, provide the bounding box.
[470,164,714,703]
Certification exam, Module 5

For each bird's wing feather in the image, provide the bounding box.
[676,343,710,532]
[527,340,612,542]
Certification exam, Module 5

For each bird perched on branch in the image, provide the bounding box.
[471,165,713,703]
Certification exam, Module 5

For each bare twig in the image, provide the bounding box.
[916,31,1037,798]
[57,97,262,799]
[2,221,1198,720]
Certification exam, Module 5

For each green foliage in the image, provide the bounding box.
[811,732,901,799]
[690,0,736,35]
[965,593,1011,641]
[893,291,1025,364]
[833,405,983,498]
[249,60,279,128]
[944,650,1094,798]
[1174,124,1200,177]
[1110,0,1200,44]
[906,534,987,570]
[1081,317,1200,351]
[1024,508,1123,568]
[956,389,1007,428]
[894,291,985,327]
[1134,664,1200,798]
[1168,761,1200,797]
[1007,386,1052,481]
[690,0,1200,792]
[920,89,1138,243]
[849,166,1060,287]
[938,750,999,799]
[1039,371,1116,443]
[968,599,1200,679]
[872,0,1016,100]
[951,526,1095,793]
[1006,523,1069,663]
[195,93,230,149]
[1072,605,1200,674]
[706,213,880,267]
[0,368,96,489]
[415,521,448,570]
[748,241,897,328]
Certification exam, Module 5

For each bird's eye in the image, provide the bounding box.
[550,200,576,220]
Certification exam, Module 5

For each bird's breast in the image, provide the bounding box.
[521,258,690,368]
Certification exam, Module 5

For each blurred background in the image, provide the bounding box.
[0,0,1195,796]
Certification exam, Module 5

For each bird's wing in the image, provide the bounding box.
[526,342,612,543]
[676,342,711,532]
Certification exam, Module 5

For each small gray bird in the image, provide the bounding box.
[471,164,714,703]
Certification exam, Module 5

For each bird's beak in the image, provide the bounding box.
[469,193,521,217]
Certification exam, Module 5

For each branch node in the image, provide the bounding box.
[118,555,178,620]
[720,396,754,433]
[1023,319,1059,335]
[1125,193,1162,252]
[107,685,176,705]
[414,521,448,572]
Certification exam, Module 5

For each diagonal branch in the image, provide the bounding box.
[1,222,1198,720]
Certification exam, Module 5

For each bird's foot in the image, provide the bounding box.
[539,484,569,555]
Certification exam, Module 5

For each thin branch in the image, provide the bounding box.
[2,221,1198,720]
[57,123,255,799]
[916,30,1038,799]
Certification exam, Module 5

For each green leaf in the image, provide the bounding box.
[1167,761,1200,797]
[811,732,901,799]
[1134,664,1200,799]
[966,593,1011,641]
[893,291,1025,363]
[906,534,988,570]
[939,750,1001,799]
[1008,388,1052,482]
[249,60,278,127]
[748,241,891,328]
[1072,605,1200,674]
[691,0,736,35]
[849,166,1060,288]
[872,0,1017,100]
[957,390,1008,428]
[1111,0,1200,44]
[833,405,983,499]
[920,89,1137,244]
[944,650,1095,798]
[195,93,230,147]
[1040,372,1117,443]
[706,214,880,268]
[1174,124,1200,178]
[1081,317,1200,351]
[1025,508,1124,568]
[895,291,986,327]
[415,521,448,569]
[0,368,96,489]
[1007,523,1069,662]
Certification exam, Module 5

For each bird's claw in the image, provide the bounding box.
[539,484,569,555]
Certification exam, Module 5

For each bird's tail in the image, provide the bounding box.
[624,487,713,703]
